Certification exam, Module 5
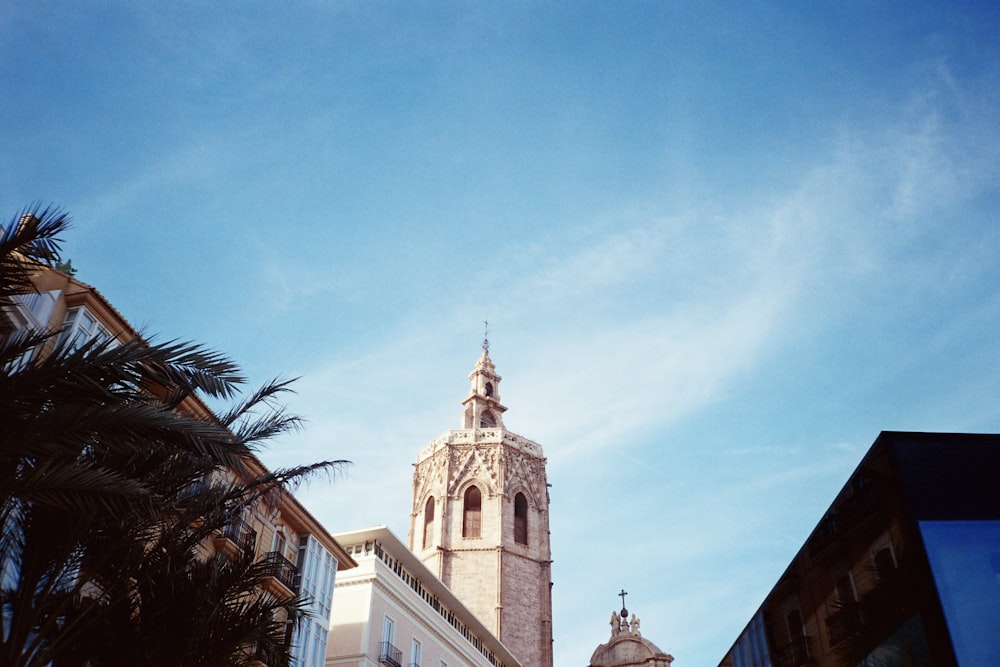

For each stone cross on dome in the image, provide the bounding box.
[610,590,641,638]
[594,595,673,667]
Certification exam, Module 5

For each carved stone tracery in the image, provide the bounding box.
[408,348,553,667]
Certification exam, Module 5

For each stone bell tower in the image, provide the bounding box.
[409,339,553,667]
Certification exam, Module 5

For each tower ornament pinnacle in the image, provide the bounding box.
[411,341,553,667]
[610,590,641,638]
[463,334,505,429]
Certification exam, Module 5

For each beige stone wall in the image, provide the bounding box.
[442,548,500,634]
[410,435,552,667]
[500,553,551,667]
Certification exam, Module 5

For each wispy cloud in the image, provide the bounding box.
[252,58,1000,667]
[269,67,1000,509]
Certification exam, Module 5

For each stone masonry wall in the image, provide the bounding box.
[443,548,500,634]
[501,552,550,667]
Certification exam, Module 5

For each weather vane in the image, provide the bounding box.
[483,319,490,352]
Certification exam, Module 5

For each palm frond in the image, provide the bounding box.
[2,206,351,667]
[216,377,298,429]
[0,205,70,303]
[2,457,158,518]
[0,327,55,369]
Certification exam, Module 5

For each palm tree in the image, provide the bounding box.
[0,205,348,667]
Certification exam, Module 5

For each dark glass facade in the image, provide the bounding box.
[919,520,1000,666]
[717,432,1000,667]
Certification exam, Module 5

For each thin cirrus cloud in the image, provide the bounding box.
[274,79,999,478]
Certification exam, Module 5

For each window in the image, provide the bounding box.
[834,573,856,603]
[873,547,896,581]
[272,529,286,557]
[463,486,482,538]
[423,497,434,550]
[484,382,494,397]
[382,615,395,644]
[380,617,400,667]
[786,609,803,641]
[7,290,59,341]
[56,306,114,352]
[480,410,496,427]
[410,638,421,667]
[514,493,528,545]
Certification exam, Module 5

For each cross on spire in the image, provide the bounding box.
[482,320,490,352]
[618,589,628,617]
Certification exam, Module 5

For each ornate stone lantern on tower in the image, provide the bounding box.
[408,338,553,667]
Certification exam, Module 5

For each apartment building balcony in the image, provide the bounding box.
[807,513,841,561]
[774,636,815,667]
[807,479,882,564]
[214,517,257,558]
[826,602,863,646]
[248,638,280,667]
[261,551,298,598]
[379,641,402,667]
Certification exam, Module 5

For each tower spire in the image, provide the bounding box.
[462,330,506,429]
[409,343,553,667]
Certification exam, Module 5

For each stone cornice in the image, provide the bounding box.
[417,429,545,462]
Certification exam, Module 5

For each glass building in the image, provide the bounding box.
[718,431,1000,667]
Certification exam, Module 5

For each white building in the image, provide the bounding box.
[326,526,523,667]
[294,533,346,667]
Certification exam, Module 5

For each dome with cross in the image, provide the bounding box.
[588,592,674,667]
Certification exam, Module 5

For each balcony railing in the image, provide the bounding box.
[807,514,840,559]
[826,602,863,646]
[775,635,814,667]
[250,638,281,666]
[213,517,257,558]
[221,518,257,552]
[837,489,877,531]
[807,479,881,561]
[261,551,298,595]
[379,642,402,667]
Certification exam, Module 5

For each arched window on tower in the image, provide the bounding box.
[423,497,434,550]
[463,486,482,538]
[514,492,528,545]
[480,410,496,428]
[485,382,494,397]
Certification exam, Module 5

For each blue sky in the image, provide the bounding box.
[4,2,1000,665]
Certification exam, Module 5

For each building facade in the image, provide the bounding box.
[407,345,553,667]
[326,527,524,667]
[3,259,356,667]
[717,431,1000,667]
